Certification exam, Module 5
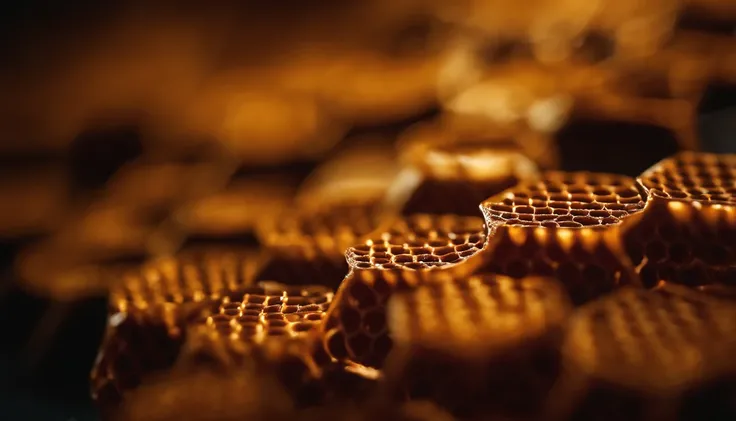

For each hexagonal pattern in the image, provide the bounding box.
[639,152,736,204]
[387,275,570,355]
[92,251,333,411]
[623,152,736,288]
[255,201,384,289]
[111,249,259,317]
[198,282,332,343]
[483,172,646,228]
[384,275,571,418]
[477,172,645,304]
[347,214,485,270]
[323,214,487,369]
[552,284,736,421]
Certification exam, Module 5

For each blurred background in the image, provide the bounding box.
[0,1,735,419]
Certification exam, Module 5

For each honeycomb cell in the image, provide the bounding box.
[383,275,571,419]
[385,126,540,217]
[550,285,736,421]
[323,215,487,369]
[622,152,736,289]
[477,172,646,304]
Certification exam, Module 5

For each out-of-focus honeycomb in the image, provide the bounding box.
[255,201,385,289]
[91,250,260,408]
[434,0,683,63]
[383,274,570,418]
[623,152,736,288]
[12,157,246,300]
[322,214,486,368]
[384,122,540,216]
[475,172,645,304]
[174,175,297,245]
[253,141,399,289]
[550,284,736,421]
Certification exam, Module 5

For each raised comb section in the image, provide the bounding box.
[255,201,384,289]
[347,214,485,270]
[385,275,571,418]
[483,172,646,228]
[388,129,540,217]
[323,214,487,369]
[639,152,736,205]
[623,152,736,289]
[111,250,258,314]
[553,285,736,421]
[198,282,333,343]
[477,172,645,304]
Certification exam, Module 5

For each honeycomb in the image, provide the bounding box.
[386,275,571,357]
[177,284,335,406]
[111,361,295,421]
[483,172,646,228]
[623,152,736,288]
[111,249,260,318]
[91,250,261,406]
[384,124,540,217]
[476,172,646,304]
[346,214,486,270]
[197,282,333,344]
[551,284,736,421]
[322,214,487,368]
[381,275,571,418]
[255,200,384,289]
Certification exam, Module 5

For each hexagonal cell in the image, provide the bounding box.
[622,152,736,289]
[478,171,646,304]
[384,123,540,217]
[322,214,487,369]
[383,275,571,419]
[550,285,736,421]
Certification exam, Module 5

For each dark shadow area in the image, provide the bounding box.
[556,119,680,176]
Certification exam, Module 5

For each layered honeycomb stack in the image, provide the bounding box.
[86,144,736,421]
[0,2,720,420]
